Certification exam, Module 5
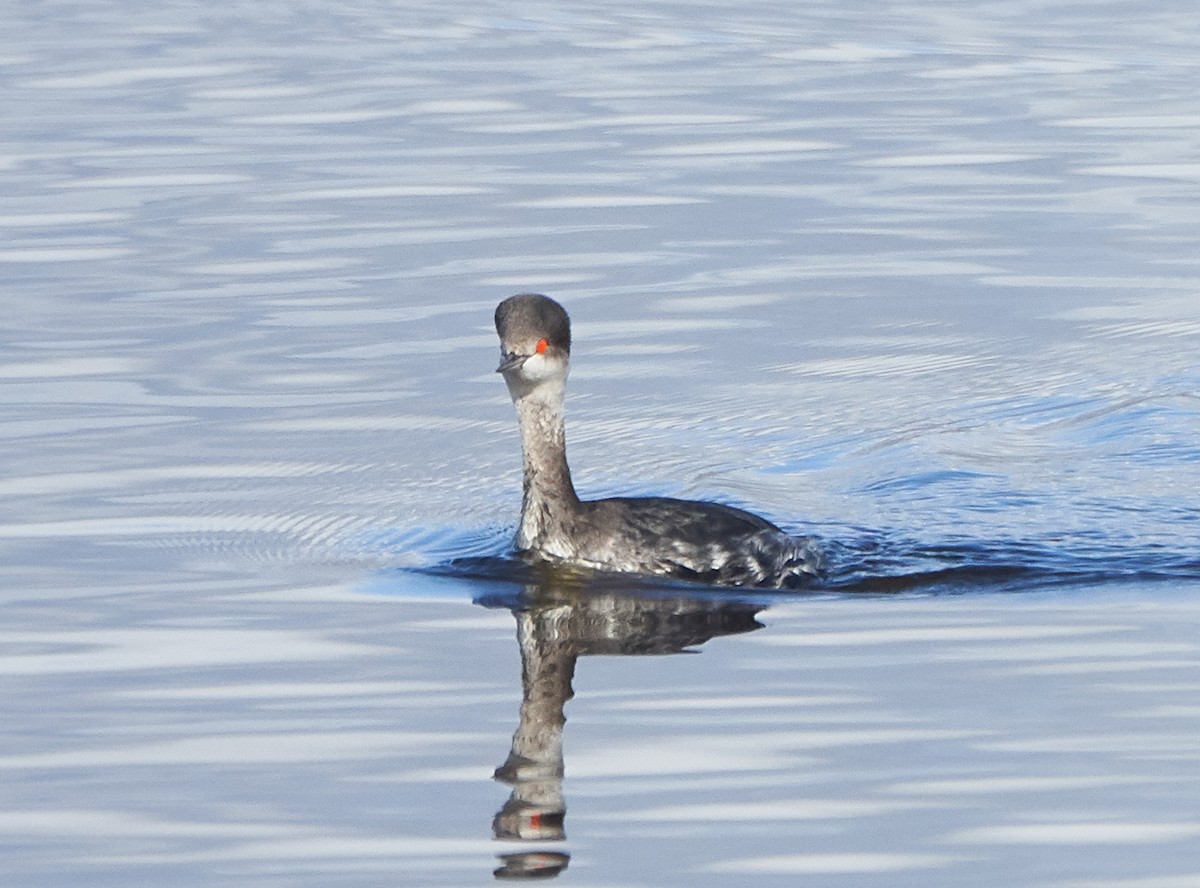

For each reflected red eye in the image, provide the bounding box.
[536,338,548,354]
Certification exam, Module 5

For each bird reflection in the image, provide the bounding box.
[477,570,765,880]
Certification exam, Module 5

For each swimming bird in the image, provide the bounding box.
[494,293,822,588]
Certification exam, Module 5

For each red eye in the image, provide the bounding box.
[536,338,548,354]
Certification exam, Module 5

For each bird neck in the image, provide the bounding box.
[512,381,581,548]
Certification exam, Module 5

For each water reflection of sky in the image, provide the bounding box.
[2,0,1200,885]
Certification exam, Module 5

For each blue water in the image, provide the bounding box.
[3,0,1200,885]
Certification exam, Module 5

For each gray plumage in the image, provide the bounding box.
[495,293,821,589]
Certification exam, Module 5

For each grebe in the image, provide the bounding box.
[495,293,822,589]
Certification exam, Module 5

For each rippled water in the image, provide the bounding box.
[3,0,1200,885]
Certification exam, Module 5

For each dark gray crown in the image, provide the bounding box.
[495,293,572,354]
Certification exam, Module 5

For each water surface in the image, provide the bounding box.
[2,1,1199,885]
